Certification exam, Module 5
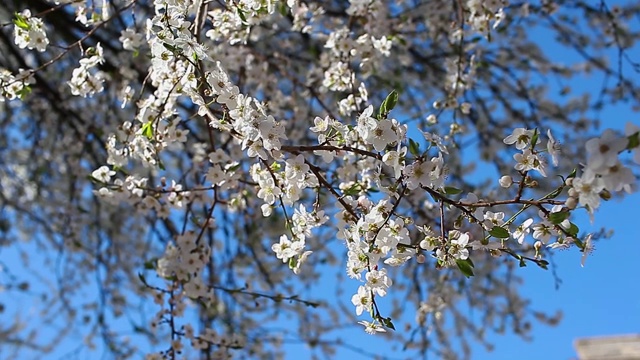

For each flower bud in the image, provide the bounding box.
[419,239,430,250]
[534,240,543,259]
[261,204,273,217]
[565,196,577,210]
[499,175,513,188]
[565,177,573,186]
[357,195,372,210]
[460,102,472,114]
[567,188,577,198]
[416,254,426,264]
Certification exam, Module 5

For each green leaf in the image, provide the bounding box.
[566,222,579,237]
[343,183,361,196]
[530,128,539,148]
[236,7,248,24]
[476,60,489,69]
[548,211,569,225]
[288,256,298,270]
[227,163,241,172]
[270,162,282,171]
[143,258,157,270]
[409,138,420,157]
[278,2,288,17]
[162,42,179,53]
[379,89,399,117]
[16,85,31,100]
[456,258,475,278]
[488,226,510,239]
[466,256,475,268]
[141,121,154,139]
[381,317,396,330]
[536,260,549,270]
[444,186,462,195]
[519,257,527,267]
[567,168,577,179]
[13,13,30,31]
[547,185,564,199]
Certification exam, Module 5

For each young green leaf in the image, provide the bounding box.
[144,258,157,270]
[548,210,569,225]
[456,258,475,278]
[381,317,396,330]
[288,256,298,270]
[536,259,549,270]
[409,138,420,157]
[13,13,30,31]
[550,189,563,201]
[567,222,579,237]
[16,86,31,100]
[379,89,399,117]
[236,7,248,24]
[530,128,539,148]
[162,42,179,53]
[444,186,463,195]
[141,121,154,139]
[488,226,510,239]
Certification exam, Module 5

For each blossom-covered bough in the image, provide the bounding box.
[0,0,639,359]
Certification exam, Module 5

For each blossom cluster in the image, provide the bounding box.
[0,68,34,101]
[91,0,640,341]
[68,44,107,98]
[573,126,638,210]
[13,10,49,52]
